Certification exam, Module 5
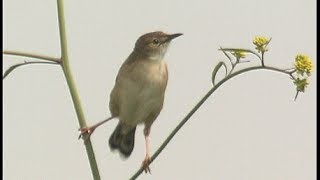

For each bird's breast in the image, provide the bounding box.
[117,60,168,126]
[130,59,167,90]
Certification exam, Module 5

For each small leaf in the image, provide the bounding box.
[219,47,233,64]
[3,61,59,79]
[212,61,227,86]
[3,62,27,79]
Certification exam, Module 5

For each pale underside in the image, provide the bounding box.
[109,57,168,134]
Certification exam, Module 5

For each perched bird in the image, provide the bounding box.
[79,31,182,173]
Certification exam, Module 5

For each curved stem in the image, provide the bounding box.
[129,65,291,179]
[3,61,59,79]
[3,50,60,63]
[56,0,101,179]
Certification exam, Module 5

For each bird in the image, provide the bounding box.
[79,31,182,173]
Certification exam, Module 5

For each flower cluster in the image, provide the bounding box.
[292,54,313,99]
[253,36,270,53]
[294,54,313,76]
[231,50,247,59]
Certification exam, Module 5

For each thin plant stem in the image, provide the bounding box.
[130,65,292,179]
[56,0,101,179]
[3,61,59,79]
[3,50,60,63]
[229,62,236,75]
[261,52,265,67]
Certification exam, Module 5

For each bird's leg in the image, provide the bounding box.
[142,126,152,173]
[78,116,114,140]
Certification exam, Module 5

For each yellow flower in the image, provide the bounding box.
[231,50,247,59]
[294,54,313,76]
[253,36,270,53]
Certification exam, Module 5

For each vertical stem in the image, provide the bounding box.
[56,0,101,179]
[261,52,265,67]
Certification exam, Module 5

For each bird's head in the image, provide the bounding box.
[134,31,183,61]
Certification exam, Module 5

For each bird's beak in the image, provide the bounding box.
[168,33,183,40]
[163,33,183,44]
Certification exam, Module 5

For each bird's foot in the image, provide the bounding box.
[78,117,114,141]
[78,126,96,141]
[142,156,151,174]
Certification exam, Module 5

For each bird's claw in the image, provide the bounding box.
[142,156,152,174]
[78,127,94,141]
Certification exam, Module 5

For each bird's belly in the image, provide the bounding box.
[119,81,164,126]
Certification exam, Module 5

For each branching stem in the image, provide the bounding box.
[56,0,101,179]
[130,65,292,179]
[3,50,60,63]
[3,61,59,79]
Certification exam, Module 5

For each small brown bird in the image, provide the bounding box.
[79,31,182,173]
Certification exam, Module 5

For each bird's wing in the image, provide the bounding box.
[109,86,119,117]
[163,62,168,90]
[109,59,133,117]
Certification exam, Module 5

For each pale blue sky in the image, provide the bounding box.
[3,0,316,179]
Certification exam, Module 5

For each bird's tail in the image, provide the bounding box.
[109,122,136,158]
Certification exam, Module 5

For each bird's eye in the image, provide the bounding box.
[153,39,160,45]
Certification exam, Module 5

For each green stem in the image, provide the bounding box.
[3,50,60,62]
[229,62,237,75]
[261,52,265,67]
[3,61,59,79]
[56,1,101,179]
[129,65,291,179]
